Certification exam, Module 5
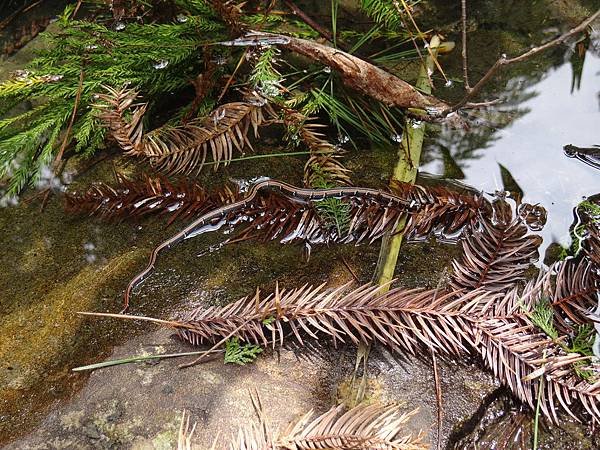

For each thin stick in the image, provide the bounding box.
[392,2,429,86]
[431,349,443,450]
[533,351,547,449]
[448,9,600,113]
[217,49,247,103]
[73,0,83,18]
[339,254,360,284]
[283,0,335,43]
[398,0,449,84]
[461,0,470,91]
[202,150,313,165]
[430,269,445,450]
[0,0,44,31]
[55,68,84,166]
[77,311,198,330]
[72,349,222,372]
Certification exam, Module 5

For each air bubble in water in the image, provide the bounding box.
[176,14,188,23]
[115,22,126,31]
[323,66,332,74]
[153,59,169,70]
[390,134,402,143]
[445,79,453,88]
[214,56,227,65]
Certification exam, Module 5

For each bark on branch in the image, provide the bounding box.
[221,32,449,113]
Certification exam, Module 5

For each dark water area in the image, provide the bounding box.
[0,0,599,448]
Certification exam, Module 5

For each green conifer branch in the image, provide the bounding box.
[0,2,227,195]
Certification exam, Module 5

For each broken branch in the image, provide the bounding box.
[221,32,449,113]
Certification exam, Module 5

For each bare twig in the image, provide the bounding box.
[463,99,503,108]
[447,8,600,114]
[73,0,83,18]
[431,349,442,450]
[395,0,449,84]
[282,0,386,70]
[217,49,247,103]
[283,0,335,43]
[0,0,44,31]
[431,272,445,450]
[339,254,361,284]
[55,68,84,166]
[392,1,430,86]
[461,0,471,91]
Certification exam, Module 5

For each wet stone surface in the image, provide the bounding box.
[1,0,599,448]
[5,329,498,449]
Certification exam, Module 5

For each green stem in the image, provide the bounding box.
[202,150,315,166]
[375,35,442,288]
[72,349,221,372]
[533,351,546,449]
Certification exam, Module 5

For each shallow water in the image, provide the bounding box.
[422,50,600,256]
[1,1,599,447]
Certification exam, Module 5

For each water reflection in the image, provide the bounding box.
[423,50,600,258]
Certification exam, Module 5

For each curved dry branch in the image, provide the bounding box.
[224,32,449,113]
[95,87,275,175]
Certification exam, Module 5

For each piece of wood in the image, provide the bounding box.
[224,32,449,113]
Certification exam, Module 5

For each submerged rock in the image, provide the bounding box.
[4,328,499,449]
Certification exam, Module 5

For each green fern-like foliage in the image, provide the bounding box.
[315,197,352,237]
[309,165,352,237]
[0,2,225,194]
[529,298,559,340]
[249,45,282,99]
[300,87,404,146]
[528,301,595,380]
[223,337,263,365]
[360,0,418,31]
[0,0,425,195]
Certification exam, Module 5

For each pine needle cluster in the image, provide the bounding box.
[0,2,226,194]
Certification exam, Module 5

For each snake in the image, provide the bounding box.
[122,179,411,311]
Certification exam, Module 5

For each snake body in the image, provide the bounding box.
[123,180,408,310]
